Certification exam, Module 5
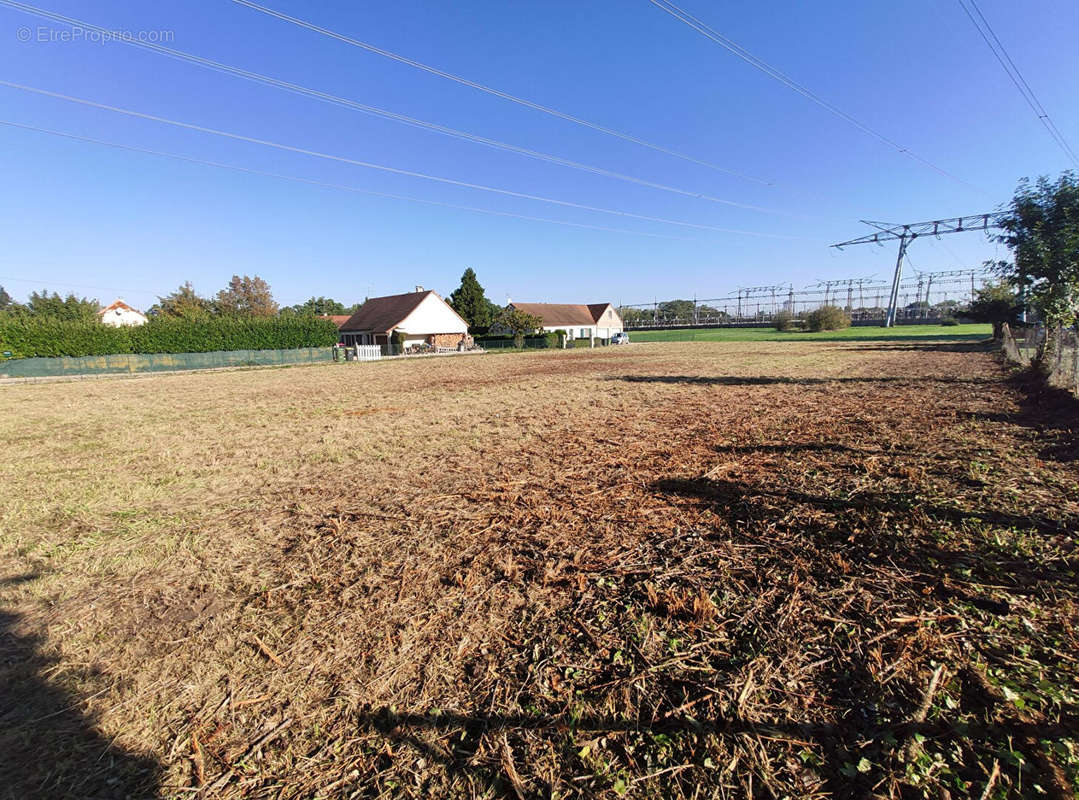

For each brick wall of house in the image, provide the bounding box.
[428,333,467,348]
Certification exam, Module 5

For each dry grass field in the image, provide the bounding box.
[1,341,1077,799]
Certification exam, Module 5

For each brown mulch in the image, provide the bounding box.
[1,341,1077,799]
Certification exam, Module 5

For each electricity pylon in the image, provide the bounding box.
[832,214,1005,327]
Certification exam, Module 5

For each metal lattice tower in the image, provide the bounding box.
[832,214,1006,326]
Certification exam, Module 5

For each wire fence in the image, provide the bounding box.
[0,347,332,379]
[1001,323,1079,395]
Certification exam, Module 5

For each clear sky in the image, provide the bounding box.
[0,0,1076,309]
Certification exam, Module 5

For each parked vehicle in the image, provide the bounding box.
[611,332,630,345]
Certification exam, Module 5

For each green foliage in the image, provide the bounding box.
[995,172,1079,370]
[493,306,543,346]
[149,282,213,319]
[282,296,357,317]
[967,278,1019,339]
[996,172,1079,328]
[215,274,278,317]
[8,290,101,321]
[939,316,959,326]
[806,305,851,332]
[449,268,495,330]
[0,315,338,359]
[773,310,797,331]
[390,329,407,355]
[0,286,12,312]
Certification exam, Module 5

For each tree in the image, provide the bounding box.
[658,300,697,321]
[0,285,11,312]
[994,171,1079,371]
[23,290,100,321]
[449,268,494,330]
[493,306,543,347]
[968,278,1019,340]
[283,296,357,317]
[150,282,213,319]
[806,305,851,332]
[215,275,278,317]
[773,309,796,332]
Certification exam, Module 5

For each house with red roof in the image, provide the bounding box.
[98,299,147,327]
[507,302,623,341]
[338,288,469,350]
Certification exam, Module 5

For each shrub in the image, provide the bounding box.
[773,310,797,332]
[390,330,407,355]
[940,317,959,326]
[0,316,339,359]
[806,305,851,332]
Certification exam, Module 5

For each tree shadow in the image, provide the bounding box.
[345,706,1079,799]
[969,373,1079,463]
[0,574,160,800]
[831,341,993,353]
[616,375,1000,386]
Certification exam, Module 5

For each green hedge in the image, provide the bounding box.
[0,315,339,359]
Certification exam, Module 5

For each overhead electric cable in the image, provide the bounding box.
[0,0,788,212]
[226,0,771,184]
[955,0,1078,167]
[0,118,698,240]
[0,82,807,240]
[647,0,983,191]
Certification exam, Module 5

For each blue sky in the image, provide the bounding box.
[0,0,1076,309]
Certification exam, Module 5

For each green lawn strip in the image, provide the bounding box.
[629,324,992,343]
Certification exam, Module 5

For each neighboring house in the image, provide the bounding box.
[339,288,469,349]
[507,302,624,340]
[319,314,353,329]
[98,299,147,327]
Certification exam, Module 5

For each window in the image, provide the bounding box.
[580,328,588,338]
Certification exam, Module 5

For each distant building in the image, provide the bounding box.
[338,289,468,349]
[319,315,353,329]
[98,299,147,327]
[507,302,623,340]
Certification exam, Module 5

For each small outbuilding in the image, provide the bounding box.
[339,289,469,350]
[98,299,147,327]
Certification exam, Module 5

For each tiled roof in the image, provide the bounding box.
[340,291,433,334]
[509,302,612,326]
[98,299,141,315]
[320,315,353,329]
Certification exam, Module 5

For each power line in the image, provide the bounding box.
[647,0,983,191]
[0,274,162,298]
[0,82,807,240]
[0,119,703,240]
[955,0,1079,168]
[0,0,784,214]
[228,0,772,185]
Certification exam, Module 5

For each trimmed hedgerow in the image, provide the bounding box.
[0,315,339,359]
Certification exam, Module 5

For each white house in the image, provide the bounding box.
[508,302,624,340]
[338,288,469,350]
[98,299,147,327]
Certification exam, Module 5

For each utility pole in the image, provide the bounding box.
[832,214,1006,327]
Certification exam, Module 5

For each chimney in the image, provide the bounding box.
[415,285,424,292]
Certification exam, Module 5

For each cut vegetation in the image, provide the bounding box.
[0,339,1076,799]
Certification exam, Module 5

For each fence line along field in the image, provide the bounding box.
[1,340,1076,799]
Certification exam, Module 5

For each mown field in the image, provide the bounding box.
[0,340,1076,799]
[629,323,991,342]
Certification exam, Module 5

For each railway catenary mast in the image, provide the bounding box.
[831,214,1006,327]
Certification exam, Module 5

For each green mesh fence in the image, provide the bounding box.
[0,347,332,378]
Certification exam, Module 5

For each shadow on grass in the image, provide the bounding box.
[970,372,1079,462]
[0,574,160,800]
[349,706,1079,800]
